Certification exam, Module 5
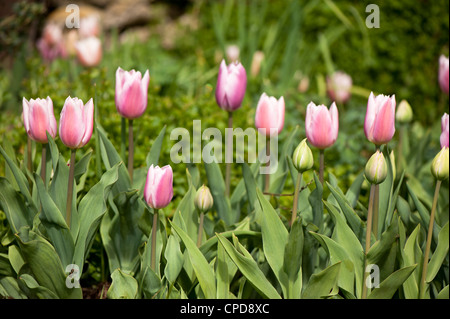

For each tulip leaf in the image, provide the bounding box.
[368,265,417,299]
[0,276,27,299]
[107,268,139,299]
[283,218,304,298]
[146,125,167,168]
[216,233,281,299]
[164,235,185,284]
[437,285,449,299]
[241,161,258,213]
[301,262,341,299]
[170,218,216,299]
[426,221,449,283]
[400,224,422,299]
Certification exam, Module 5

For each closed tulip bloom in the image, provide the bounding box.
[326,71,352,104]
[440,113,449,148]
[439,55,449,95]
[365,150,388,185]
[292,138,314,173]
[395,99,413,124]
[22,97,57,143]
[144,165,174,210]
[215,59,247,112]
[115,67,150,119]
[255,93,285,136]
[75,36,102,67]
[364,92,396,145]
[59,97,94,149]
[431,147,449,181]
[195,185,214,213]
[305,102,339,149]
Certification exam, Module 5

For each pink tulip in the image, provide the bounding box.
[326,71,352,104]
[254,93,285,136]
[441,113,449,148]
[115,67,150,119]
[439,55,449,95]
[305,102,339,149]
[215,59,247,112]
[364,92,396,145]
[22,97,57,144]
[75,36,102,67]
[59,96,94,149]
[144,165,174,209]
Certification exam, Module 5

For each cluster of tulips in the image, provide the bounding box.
[2,46,449,299]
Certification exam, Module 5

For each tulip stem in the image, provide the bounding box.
[197,212,205,248]
[419,180,442,299]
[66,149,76,229]
[128,119,134,185]
[121,117,126,162]
[264,139,271,193]
[151,209,159,272]
[27,136,32,173]
[290,172,303,227]
[225,112,233,197]
[362,183,376,299]
[373,184,380,239]
[319,150,325,184]
[40,145,46,186]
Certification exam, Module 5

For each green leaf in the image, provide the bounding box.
[426,221,449,283]
[164,235,184,284]
[0,276,27,299]
[146,125,166,168]
[302,262,341,299]
[216,233,281,299]
[437,285,449,299]
[107,269,139,299]
[400,224,421,299]
[241,162,258,213]
[283,218,304,298]
[170,218,216,299]
[368,265,417,299]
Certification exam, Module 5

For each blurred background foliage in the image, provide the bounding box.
[0,0,448,217]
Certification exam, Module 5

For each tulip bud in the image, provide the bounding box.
[144,165,174,209]
[326,71,352,104]
[254,93,285,136]
[22,96,57,144]
[364,92,396,146]
[439,55,449,95]
[292,138,314,173]
[75,36,102,67]
[195,185,214,213]
[115,67,150,119]
[226,45,240,63]
[431,147,449,181]
[365,150,388,185]
[441,113,449,149]
[395,99,413,124]
[305,102,339,149]
[390,150,396,179]
[215,60,247,112]
[250,51,264,78]
[59,96,94,149]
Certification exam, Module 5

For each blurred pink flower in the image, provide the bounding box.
[441,113,449,148]
[59,96,94,149]
[22,96,57,143]
[439,55,449,95]
[144,164,174,210]
[115,67,150,119]
[75,36,102,67]
[305,102,339,149]
[326,71,352,104]
[254,93,285,136]
[215,60,247,112]
[364,92,396,145]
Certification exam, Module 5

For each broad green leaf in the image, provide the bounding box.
[368,265,417,299]
[437,285,449,299]
[308,171,323,228]
[283,218,304,298]
[345,171,365,208]
[216,233,281,299]
[140,265,162,299]
[302,262,341,299]
[18,273,59,299]
[0,276,27,299]
[216,238,230,299]
[107,269,139,299]
[400,224,421,299]
[241,162,258,213]
[426,221,449,283]
[146,125,166,168]
[8,245,24,275]
[170,219,216,299]
[164,235,184,284]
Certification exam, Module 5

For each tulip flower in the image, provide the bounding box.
[364,92,396,146]
[59,97,94,150]
[195,185,214,247]
[215,59,247,196]
[144,164,174,271]
[36,23,65,62]
[255,93,285,137]
[440,113,449,149]
[22,97,57,144]
[144,164,174,210]
[215,59,247,112]
[326,71,352,104]
[439,55,449,95]
[75,36,102,67]
[365,150,388,185]
[395,99,413,124]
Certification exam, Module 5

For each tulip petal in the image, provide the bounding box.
[59,97,85,148]
[372,95,395,145]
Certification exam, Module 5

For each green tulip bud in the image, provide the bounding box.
[365,150,387,185]
[395,99,413,124]
[195,185,214,213]
[431,147,449,181]
[292,138,314,173]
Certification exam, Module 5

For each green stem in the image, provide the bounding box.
[319,149,325,184]
[40,144,46,186]
[264,139,271,193]
[225,111,233,197]
[362,184,376,299]
[197,212,205,248]
[121,117,126,162]
[65,149,76,228]
[27,136,32,173]
[151,209,159,271]
[290,172,303,226]
[373,184,379,239]
[419,180,442,299]
[128,119,134,185]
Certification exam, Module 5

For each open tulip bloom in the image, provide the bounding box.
[75,36,102,68]
[255,93,285,137]
[364,92,396,146]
